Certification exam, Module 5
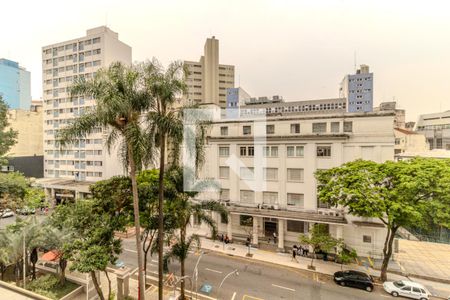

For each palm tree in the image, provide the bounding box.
[59,62,153,299]
[163,167,228,300]
[142,60,188,300]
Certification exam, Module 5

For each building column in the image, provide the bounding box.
[277,219,285,252]
[336,225,344,253]
[227,215,233,241]
[75,191,80,201]
[50,188,56,208]
[308,222,315,253]
[116,277,124,300]
[252,216,259,247]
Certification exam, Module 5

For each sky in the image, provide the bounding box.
[1,0,450,122]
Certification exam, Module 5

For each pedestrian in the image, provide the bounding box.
[225,235,230,244]
[291,246,298,262]
[273,232,277,244]
[303,247,309,257]
[246,236,251,247]
[220,233,224,242]
[298,245,303,256]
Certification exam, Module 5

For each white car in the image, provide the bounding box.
[0,209,14,218]
[383,280,430,300]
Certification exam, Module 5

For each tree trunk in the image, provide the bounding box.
[380,226,398,282]
[158,134,166,300]
[104,270,112,300]
[180,228,186,300]
[60,258,67,285]
[30,248,38,280]
[90,271,105,300]
[128,146,145,300]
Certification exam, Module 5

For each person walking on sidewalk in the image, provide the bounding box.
[291,246,298,262]
[273,232,277,244]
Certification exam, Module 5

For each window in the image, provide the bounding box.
[318,199,331,209]
[240,146,254,157]
[317,145,331,157]
[240,190,255,203]
[263,192,278,204]
[243,125,251,135]
[363,235,372,243]
[343,121,353,133]
[412,287,421,293]
[312,122,327,133]
[266,124,275,134]
[220,189,230,201]
[240,215,253,226]
[331,122,340,133]
[287,220,305,233]
[287,168,304,182]
[436,138,443,149]
[240,167,254,180]
[219,146,230,157]
[290,123,300,134]
[220,126,228,136]
[263,146,278,157]
[395,138,401,145]
[287,145,304,157]
[287,193,304,207]
[263,168,278,181]
[400,286,411,292]
[219,166,229,179]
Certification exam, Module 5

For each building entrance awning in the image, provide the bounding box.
[227,205,347,224]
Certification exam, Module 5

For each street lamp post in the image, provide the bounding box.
[192,251,204,300]
[171,275,192,299]
[217,269,239,300]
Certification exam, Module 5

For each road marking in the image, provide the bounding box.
[242,295,264,300]
[124,248,137,253]
[205,268,223,274]
[151,259,158,263]
[271,284,295,292]
[231,292,237,300]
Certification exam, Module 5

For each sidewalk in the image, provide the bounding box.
[198,237,450,299]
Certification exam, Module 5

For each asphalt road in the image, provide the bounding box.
[120,238,394,300]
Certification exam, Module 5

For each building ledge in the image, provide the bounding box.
[226,204,347,224]
[352,221,385,228]
[208,134,349,142]
[35,178,94,193]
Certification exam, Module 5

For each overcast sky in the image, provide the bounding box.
[1,0,449,122]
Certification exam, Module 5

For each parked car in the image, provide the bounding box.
[17,206,36,215]
[0,209,14,218]
[383,280,430,300]
[333,270,374,292]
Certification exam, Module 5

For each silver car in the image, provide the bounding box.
[383,280,430,300]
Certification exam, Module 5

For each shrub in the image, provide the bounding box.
[28,274,59,291]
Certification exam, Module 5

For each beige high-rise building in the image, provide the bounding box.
[41,26,131,184]
[184,37,235,107]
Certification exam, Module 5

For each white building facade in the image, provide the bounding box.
[196,108,395,258]
[42,27,131,183]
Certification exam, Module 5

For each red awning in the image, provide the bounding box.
[41,250,61,262]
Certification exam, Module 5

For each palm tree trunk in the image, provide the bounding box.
[128,146,146,300]
[90,271,105,300]
[180,228,186,300]
[158,134,166,300]
[104,270,112,300]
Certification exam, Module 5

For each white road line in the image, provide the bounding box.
[205,268,223,274]
[124,248,138,253]
[151,259,158,263]
[271,284,295,292]
[231,292,237,300]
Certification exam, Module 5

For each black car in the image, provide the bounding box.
[333,270,374,292]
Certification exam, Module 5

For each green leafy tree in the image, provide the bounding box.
[0,172,28,216]
[315,158,450,281]
[163,167,226,300]
[50,201,121,300]
[24,187,47,211]
[0,95,18,164]
[299,223,338,270]
[59,62,153,299]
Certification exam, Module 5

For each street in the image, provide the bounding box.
[120,238,393,300]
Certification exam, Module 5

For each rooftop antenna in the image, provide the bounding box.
[353,51,357,72]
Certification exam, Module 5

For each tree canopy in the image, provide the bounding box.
[315,158,450,280]
[0,96,18,164]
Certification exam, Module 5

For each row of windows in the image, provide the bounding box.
[240,102,346,116]
[235,216,308,233]
[349,77,371,82]
[218,145,331,157]
[45,150,102,156]
[45,160,103,166]
[45,169,102,177]
[417,124,450,131]
[43,38,101,56]
[219,121,352,136]
[220,190,305,207]
[44,49,101,65]
[219,166,304,182]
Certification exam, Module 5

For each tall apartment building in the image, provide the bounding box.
[0,58,31,110]
[41,27,131,193]
[340,64,373,113]
[184,37,235,107]
[415,110,450,150]
[194,104,395,258]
